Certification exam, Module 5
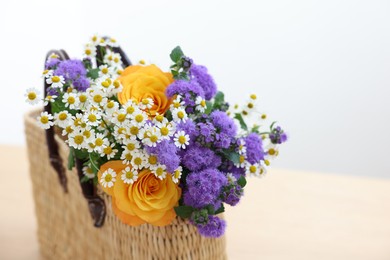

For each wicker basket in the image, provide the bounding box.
[24,108,227,259]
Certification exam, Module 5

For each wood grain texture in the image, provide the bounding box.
[1,145,390,260]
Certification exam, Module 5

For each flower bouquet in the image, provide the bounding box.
[24,35,286,258]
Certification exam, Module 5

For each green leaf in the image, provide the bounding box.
[68,148,75,170]
[251,125,260,134]
[214,204,225,215]
[87,68,99,80]
[234,113,248,131]
[170,46,184,63]
[205,204,215,215]
[237,176,247,188]
[221,150,240,165]
[80,175,90,183]
[214,91,225,105]
[204,101,213,114]
[74,149,89,160]
[174,205,194,218]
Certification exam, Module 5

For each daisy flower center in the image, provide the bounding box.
[156,167,164,176]
[95,138,103,146]
[150,135,158,143]
[67,96,75,104]
[160,127,169,136]
[178,136,186,144]
[104,146,112,154]
[59,113,67,120]
[101,68,109,74]
[40,116,49,124]
[88,114,97,122]
[249,165,257,173]
[93,95,103,103]
[104,175,112,182]
[74,135,84,145]
[107,101,115,109]
[268,148,276,155]
[135,114,144,123]
[28,92,37,100]
[177,111,185,119]
[117,114,126,122]
[79,95,87,103]
[52,76,60,83]
[127,143,135,151]
[149,156,157,165]
[239,155,245,164]
[130,126,139,135]
[200,100,206,107]
[134,157,142,165]
[127,106,135,114]
[126,171,134,179]
[113,80,120,88]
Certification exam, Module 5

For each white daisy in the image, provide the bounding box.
[226,173,237,184]
[62,125,75,136]
[84,110,102,127]
[104,100,119,116]
[90,34,101,46]
[130,151,147,170]
[83,166,95,179]
[236,154,247,168]
[37,111,54,129]
[172,166,183,184]
[111,80,123,95]
[144,154,158,169]
[195,96,207,113]
[111,110,128,126]
[77,92,89,108]
[93,133,109,152]
[62,92,79,110]
[84,44,96,59]
[121,167,138,184]
[237,139,247,155]
[123,100,139,118]
[142,126,161,147]
[46,75,65,88]
[245,163,263,177]
[158,122,175,140]
[43,95,57,106]
[172,107,188,123]
[88,89,108,107]
[54,111,72,128]
[153,113,168,128]
[120,150,133,165]
[107,37,119,48]
[68,130,87,150]
[174,131,190,149]
[132,110,148,127]
[100,168,116,188]
[98,65,113,77]
[25,88,41,105]
[101,143,118,160]
[122,138,141,154]
[170,95,185,109]
[139,98,154,110]
[41,69,53,79]
[152,164,167,180]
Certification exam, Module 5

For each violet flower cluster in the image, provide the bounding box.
[164,55,287,238]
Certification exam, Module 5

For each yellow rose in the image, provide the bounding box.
[117,65,174,116]
[98,160,181,226]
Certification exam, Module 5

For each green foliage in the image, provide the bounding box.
[87,68,99,80]
[170,46,184,63]
[214,204,225,215]
[221,150,240,165]
[174,205,194,218]
[251,125,260,134]
[67,148,75,170]
[234,113,248,131]
[237,176,247,188]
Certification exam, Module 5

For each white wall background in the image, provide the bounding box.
[1,0,390,177]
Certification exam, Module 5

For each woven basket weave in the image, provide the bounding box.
[24,108,227,260]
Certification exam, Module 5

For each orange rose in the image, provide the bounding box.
[98,160,181,226]
[117,65,174,116]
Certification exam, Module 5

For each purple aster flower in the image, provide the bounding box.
[214,132,233,149]
[197,215,226,238]
[182,144,221,172]
[45,58,60,69]
[54,59,87,82]
[197,122,216,143]
[245,133,265,164]
[166,80,205,98]
[145,140,180,172]
[222,183,243,206]
[176,119,197,142]
[270,126,288,144]
[46,87,59,97]
[210,110,237,137]
[183,168,227,209]
[190,64,217,100]
[72,77,90,92]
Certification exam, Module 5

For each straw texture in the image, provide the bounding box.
[24,108,227,260]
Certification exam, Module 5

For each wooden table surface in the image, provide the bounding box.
[1,145,390,260]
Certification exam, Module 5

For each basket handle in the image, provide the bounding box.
[44,49,69,193]
[44,41,132,227]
